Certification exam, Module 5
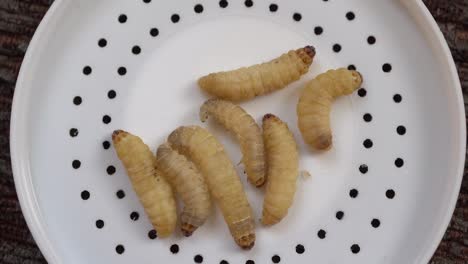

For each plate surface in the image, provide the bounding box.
[11,0,465,263]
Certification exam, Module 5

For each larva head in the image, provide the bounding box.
[296,45,316,66]
[199,98,218,122]
[313,133,333,151]
[350,70,363,88]
[237,233,256,250]
[181,223,197,237]
[112,129,128,144]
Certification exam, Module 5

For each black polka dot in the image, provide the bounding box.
[295,244,305,254]
[118,14,127,23]
[150,28,159,37]
[382,63,392,73]
[81,190,90,200]
[336,211,344,220]
[116,190,125,199]
[219,0,228,8]
[358,88,367,97]
[96,219,104,229]
[363,113,372,122]
[130,211,139,221]
[314,26,323,35]
[69,128,79,137]
[72,160,81,169]
[73,96,82,105]
[393,94,402,103]
[98,38,107,48]
[386,189,396,199]
[194,254,203,263]
[143,0,151,3]
[220,260,229,264]
[293,13,302,21]
[397,126,406,135]
[82,66,92,75]
[169,244,179,254]
[363,139,373,148]
[395,158,404,168]
[148,229,157,239]
[194,4,204,13]
[346,11,355,21]
[272,255,281,263]
[348,64,356,71]
[349,189,358,198]
[132,45,141,55]
[317,229,326,239]
[359,164,368,174]
[333,44,341,53]
[245,0,253,7]
[102,115,112,124]
[115,245,125,254]
[108,90,117,99]
[371,218,381,228]
[351,244,360,254]
[246,260,254,264]
[367,36,376,45]
[171,14,180,23]
[107,165,116,175]
[102,141,111,150]
[269,4,278,12]
[118,67,127,76]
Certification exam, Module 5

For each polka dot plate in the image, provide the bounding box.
[10,0,465,263]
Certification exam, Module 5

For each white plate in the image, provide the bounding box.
[11,0,465,263]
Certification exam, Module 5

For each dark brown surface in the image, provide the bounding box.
[0,0,466,263]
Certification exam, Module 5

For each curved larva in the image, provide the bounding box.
[112,130,177,238]
[261,114,299,226]
[156,143,211,237]
[297,68,363,150]
[168,126,255,250]
[198,46,316,101]
[200,99,266,187]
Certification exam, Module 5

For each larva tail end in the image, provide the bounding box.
[237,234,256,250]
[155,229,172,238]
[261,211,281,226]
[112,129,128,143]
[181,223,197,237]
[313,134,333,150]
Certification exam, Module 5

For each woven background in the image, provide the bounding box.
[0,0,466,263]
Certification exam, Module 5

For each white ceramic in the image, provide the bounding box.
[11,0,465,263]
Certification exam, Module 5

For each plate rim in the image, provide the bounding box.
[9,0,466,263]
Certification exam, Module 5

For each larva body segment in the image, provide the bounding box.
[168,126,255,250]
[198,46,316,101]
[156,143,211,237]
[262,114,299,226]
[112,130,177,238]
[200,99,266,187]
[297,68,363,150]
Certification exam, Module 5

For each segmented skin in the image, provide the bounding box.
[112,130,177,237]
[297,68,363,150]
[200,99,266,187]
[168,126,255,250]
[156,143,211,237]
[198,46,316,101]
[262,114,299,226]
